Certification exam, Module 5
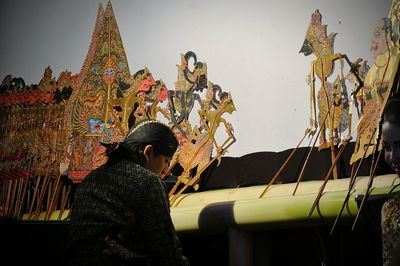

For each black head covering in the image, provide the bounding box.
[124,120,178,157]
[102,119,178,165]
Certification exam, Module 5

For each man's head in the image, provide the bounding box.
[106,120,178,176]
[382,97,400,175]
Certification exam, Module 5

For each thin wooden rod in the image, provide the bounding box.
[17,162,33,220]
[307,140,349,217]
[4,180,12,216]
[8,179,18,217]
[34,169,51,219]
[28,175,42,219]
[169,138,236,203]
[260,109,330,198]
[328,128,377,233]
[259,129,314,198]
[292,130,321,196]
[45,174,62,220]
[58,184,71,221]
[12,178,23,218]
[351,149,382,231]
[161,161,177,180]
[169,151,225,205]
[46,180,53,212]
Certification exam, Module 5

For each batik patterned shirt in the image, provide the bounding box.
[382,194,400,266]
[68,159,189,266]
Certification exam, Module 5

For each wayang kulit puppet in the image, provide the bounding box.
[67,2,131,181]
[299,9,360,179]
[299,4,400,232]
[260,9,364,199]
[98,50,237,206]
[0,67,77,220]
[343,0,400,230]
[0,0,237,220]
[162,52,236,205]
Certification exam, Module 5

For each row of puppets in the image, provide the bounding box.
[0,0,399,220]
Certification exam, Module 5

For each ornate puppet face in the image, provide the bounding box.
[220,94,236,114]
[370,19,389,58]
[382,121,400,175]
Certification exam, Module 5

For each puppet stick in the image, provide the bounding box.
[169,145,230,205]
[46,181,61,219]
[169,137,236,204]
[58,184,71,220]
[5,178,13,217]
[292,128,322,196]
[16,173,27,217]
[330,155,365,234]
[307,140,349,218]
[346,151,366,191]
[45,178,53,219]
[12,178,23,218]
[258,132,311,198]
[0,179,4,201]
[168,182,182,202]
[4,180,12,216]
[0,181,5,214]
[168,175,184,199]
[168,155,210,198]
[351,149,382,231]
[45,174,62,220]
[260,110,329,198]
[162,160,178,181]
[15,177,26,219]
[7,179,15,217]
[162,129,206,181]
[34,168,51,219]
[28,174,42,219]
[169,149,226,205]
[25,178,31,217]
[58,185,66,220]
[168,134,234,198]
[328,129,377,233]
[330,159,367,233]
[46,179,53,212]
[17,161,33,219]
[9,179,18,218]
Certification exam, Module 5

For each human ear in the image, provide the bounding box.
[143,145,154,161]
